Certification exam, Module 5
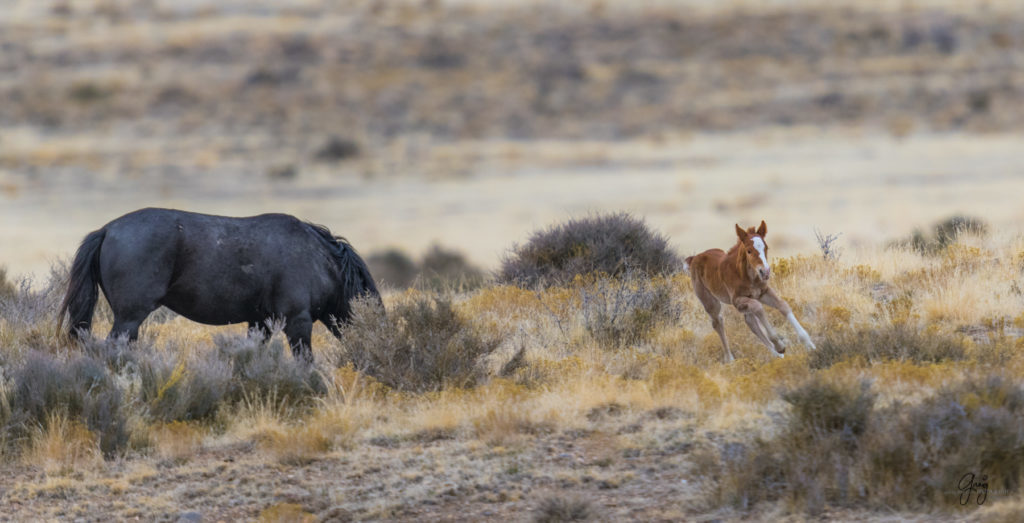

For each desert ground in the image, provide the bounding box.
[2,0,1024,521]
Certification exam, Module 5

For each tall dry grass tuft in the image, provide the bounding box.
[24,413,103,475]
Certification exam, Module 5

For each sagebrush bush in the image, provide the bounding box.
[416,245,487,292]
[717,374,1024,513]
[718,376,875,512]
[533,494,595,522]
[580,274,680,349]
[140,334,324,423]
[498,212,681,288]
[338,295,503,392]
[7,351,128,457]
[139,350,232,423]
[215,334,325,404]
[0,265,64,330]
[367,246,486,292]
[810,323,966,369]
[862,375,1024,508]
[782,377,875,443]
[366,248,419,290]
[0,266,16,301]
[898,215,988,255]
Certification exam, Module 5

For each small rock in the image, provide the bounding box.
[314,136,360,162]
[177,511,202,523]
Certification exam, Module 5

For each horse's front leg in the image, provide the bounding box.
[759,288,816,349]
[734,297,785,357]
[284,311,314,363]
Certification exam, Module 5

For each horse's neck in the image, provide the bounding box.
[725,243,753,284]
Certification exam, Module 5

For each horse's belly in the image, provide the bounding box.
[160,287,266,325]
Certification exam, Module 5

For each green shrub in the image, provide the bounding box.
[338,295,503,392]
[498,212,681,288]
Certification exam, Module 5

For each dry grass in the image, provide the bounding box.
[3,0,1024,519]
[3,232,1024,519]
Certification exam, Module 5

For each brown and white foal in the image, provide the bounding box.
[685,221,815,362]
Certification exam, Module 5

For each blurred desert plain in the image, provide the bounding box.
[2,0,1023,277]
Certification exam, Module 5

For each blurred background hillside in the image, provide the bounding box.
[2,0,1023,279]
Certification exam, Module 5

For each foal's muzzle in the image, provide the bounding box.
[759,267,771,281]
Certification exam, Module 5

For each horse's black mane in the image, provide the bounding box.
[304,222,379,300]
[305,221,352,254]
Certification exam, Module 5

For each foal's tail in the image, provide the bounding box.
[57,228,106,341]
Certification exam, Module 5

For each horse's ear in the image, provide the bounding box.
[735,224,748,240]
[757,220,767,237]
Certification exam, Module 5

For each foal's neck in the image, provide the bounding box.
[727,240,758,285]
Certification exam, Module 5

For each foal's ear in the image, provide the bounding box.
[735,224,748,240]
[757,220,767,237]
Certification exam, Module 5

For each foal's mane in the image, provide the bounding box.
[304,222,379,300]
[727,227,762,278]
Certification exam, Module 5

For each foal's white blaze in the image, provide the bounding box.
[752,236,768,267]
[787,311,816,349]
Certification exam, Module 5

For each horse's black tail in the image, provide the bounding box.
[58,228,105,341]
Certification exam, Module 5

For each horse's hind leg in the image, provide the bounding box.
[284,311,314,363]
[693,277,734,363]
[107,291,160,342]
[109,309,152,342]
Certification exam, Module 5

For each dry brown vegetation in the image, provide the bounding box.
[2,220,1024,520]
[3,0,1024,183]
[3,0,1024,520]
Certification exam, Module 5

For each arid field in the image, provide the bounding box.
[2,0,1024,521]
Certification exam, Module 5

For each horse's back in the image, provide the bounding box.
[688,248,727,274]
[97,208,332,325]
[687,248,732,299]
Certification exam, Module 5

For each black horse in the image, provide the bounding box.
[58,208,380,361]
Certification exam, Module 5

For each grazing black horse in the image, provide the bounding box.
[58,208,380,361]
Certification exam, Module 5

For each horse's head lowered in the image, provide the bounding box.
[735,221,770,282]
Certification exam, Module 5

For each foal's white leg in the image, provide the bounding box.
[785,311,816,350]
[760,289,816,350]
